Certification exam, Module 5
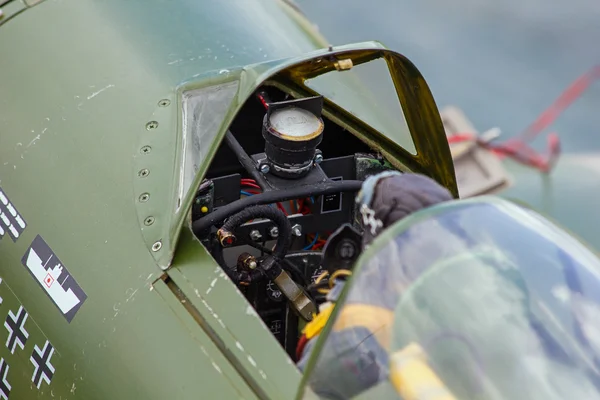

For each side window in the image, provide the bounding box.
[179,81,239,209]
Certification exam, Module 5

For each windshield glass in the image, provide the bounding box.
[302,198,600,399]
[303,57,415,154]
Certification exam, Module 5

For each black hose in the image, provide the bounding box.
[221,205,292,260]
[224,131,270,189]
[193,180,363,234]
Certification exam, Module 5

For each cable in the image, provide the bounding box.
[241,179,289,212]
[219,205,292,260]
[193,180,363,234]
[309,271,331,296]
[276,202,288,216]
[328,269,352,288]
[241,181,261,189]
[256,91,271,109]
[303,234,319,251]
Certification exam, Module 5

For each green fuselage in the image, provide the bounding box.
[0,0,332,398]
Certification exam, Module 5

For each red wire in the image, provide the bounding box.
[256,94,269,110]
[312,241,326,250]
[242,182,261,189]
[276,202,288,216]
[239,179,315,216]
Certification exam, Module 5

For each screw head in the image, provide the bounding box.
[139,193,150,202]
[144,216,155,226]
[260,164,270,174]
[146,121,159,130]
[337,240,356,259]
[158,99,170,107]
[138,169,150,178]
[152,241,162,252]
[314,153,323,164]
[249,230,262,241]
[291,224,302,237]
[141,145,152,154]
[269,226,279,238]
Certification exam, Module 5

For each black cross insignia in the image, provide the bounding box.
[30,340,55,389]
[4,306,28,354]
[0,358,10,400]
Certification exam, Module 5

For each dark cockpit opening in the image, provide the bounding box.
[190,84,399,360]
[205,85,371,179]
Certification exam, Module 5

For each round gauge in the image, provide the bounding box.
[268,106,324,141]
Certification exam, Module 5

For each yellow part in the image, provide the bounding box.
[333,303,394,349]
[328,269,352,289]
[200,206,208,213]
[303,303,334,339]
[276,121,324,142]
[389,343,457,400]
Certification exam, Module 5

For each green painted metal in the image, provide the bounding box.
[167,231,302,400]
[128,42,460,270]
[0,0,332,397]
[0,0,48,25]
[0,0,457,398]
[0,0,26,25]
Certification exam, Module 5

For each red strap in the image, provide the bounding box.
[446,65,599,173]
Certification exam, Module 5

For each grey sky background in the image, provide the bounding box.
[296,0,600,152]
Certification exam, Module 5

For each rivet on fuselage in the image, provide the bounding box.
[141,145,152,154]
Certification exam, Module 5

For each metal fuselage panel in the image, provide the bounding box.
[0,0,323,398]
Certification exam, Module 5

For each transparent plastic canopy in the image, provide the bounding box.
[301,197,600,400]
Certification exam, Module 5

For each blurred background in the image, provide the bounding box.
[296,0,600,153]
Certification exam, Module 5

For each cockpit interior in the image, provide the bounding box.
[190,83,397,359]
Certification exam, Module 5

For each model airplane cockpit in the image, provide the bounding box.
[175,45,457,362]
[4,0,600,398]
[190,86,389,356]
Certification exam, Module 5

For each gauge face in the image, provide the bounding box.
[269,106,323,141]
